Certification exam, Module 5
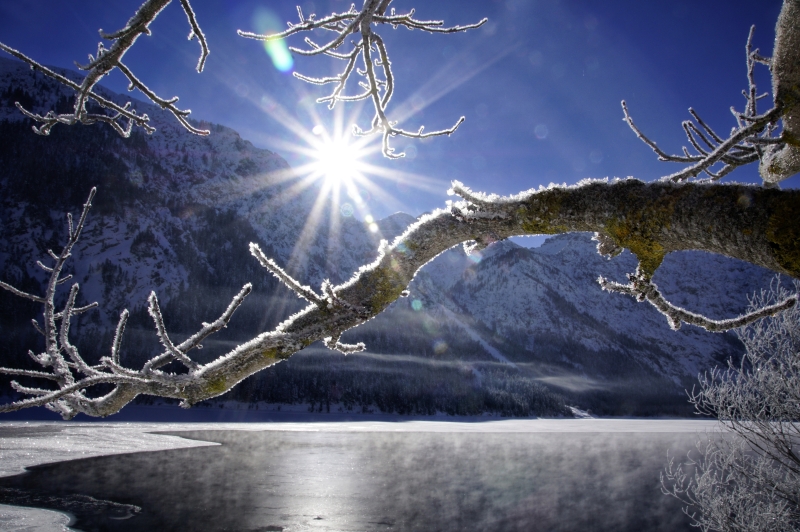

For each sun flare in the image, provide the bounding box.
[244,100,451,280]
[312,136,363,184]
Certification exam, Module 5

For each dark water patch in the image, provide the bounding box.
[0,487,140,525]
[0,430,698,531]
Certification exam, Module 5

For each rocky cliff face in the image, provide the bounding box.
[0,57,781,416]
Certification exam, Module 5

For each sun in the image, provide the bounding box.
[241,101,451,274]
[311,133,363,185]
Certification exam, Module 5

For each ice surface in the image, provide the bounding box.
[0,422,220,531]
[0,504,71,532]
[0,422,220,479]
[0,418,720,530]
[1,418,722,479]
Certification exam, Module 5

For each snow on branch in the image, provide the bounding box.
[111,309,129,366]
[238,0,486,158]
[147,292,200,372]
[623,22,800,184]
[599,268,798,332]
[0,0,209,137]
[250,243,367,354]
[662,280,800,530]
[249,243,324,305]
[0,279,44,303]
[323,335,367,354]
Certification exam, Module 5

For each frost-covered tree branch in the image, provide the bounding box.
[2,179,800,418]
[624,0,800,185]
[0,0,209,136]
[662,280,800,531]
[238,0,486,158]
[599,268,797,333]
[0,190,253,418]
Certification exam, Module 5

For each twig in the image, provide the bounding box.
[622,25,786,183]
[250,243,323,304]
[147,292,200,372]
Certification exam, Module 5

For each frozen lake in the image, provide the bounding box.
[0,418,719,531]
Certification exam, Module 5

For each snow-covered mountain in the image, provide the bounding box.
[0,57,782,416]
[321,231,779,415]
[0,57,397,295]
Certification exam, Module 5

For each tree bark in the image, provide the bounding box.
[760,0,800,182]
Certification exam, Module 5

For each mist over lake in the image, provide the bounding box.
[0,420,714,531]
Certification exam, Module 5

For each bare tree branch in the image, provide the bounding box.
[238,0,486,158]
[0,0,209,137]
[0,368,60,381]
[599,268,797,332]
[622,100,781,183]
[147,292,200,372]
[111,310,129,366]
[177,0,209,72]
[0,190,256,418]
[0,280,44,303]
[249,244,323,305]
[623,18,800,185]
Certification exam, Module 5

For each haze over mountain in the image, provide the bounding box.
[0,57,781,416]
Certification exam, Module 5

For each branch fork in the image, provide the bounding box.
[0,0,209,137]
[249,243,366,353]
[599,268,797,332]
[0,190,255,418]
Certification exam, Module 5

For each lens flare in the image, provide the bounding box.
[265,40,293,72]
[433,340,448,354]
[241,93,453,283]
[253,8,294,72]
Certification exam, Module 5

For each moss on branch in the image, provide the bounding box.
[508,180,800,279]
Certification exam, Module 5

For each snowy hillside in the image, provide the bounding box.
[320,232,778,415]
[417,236,772,384]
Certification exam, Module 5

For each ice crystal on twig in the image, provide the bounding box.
[0,190,254,418]
[662,280,800,530]
[599,268,797,332]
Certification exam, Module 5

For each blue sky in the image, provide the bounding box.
[0,1,793,225]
